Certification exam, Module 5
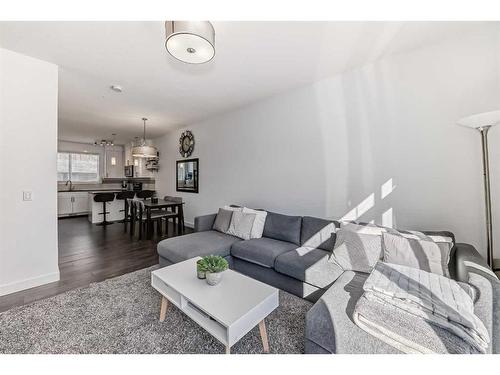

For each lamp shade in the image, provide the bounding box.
[165,21,215,64]
[132,145,157,158]
[457,110,500,129]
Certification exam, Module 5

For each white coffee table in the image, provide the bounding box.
[151,257,279,354]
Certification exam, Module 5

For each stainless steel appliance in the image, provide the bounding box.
[124,165,134,177]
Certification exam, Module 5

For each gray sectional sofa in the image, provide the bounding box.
[158,211,343,302]
[156,209,500,354]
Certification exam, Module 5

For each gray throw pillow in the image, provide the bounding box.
[212,208,233,233]
[382,232,451,277]
[329,228,383,273]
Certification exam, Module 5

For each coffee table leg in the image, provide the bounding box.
[225,346,230,354]
[159,296,169,322]
[258,319,269,353]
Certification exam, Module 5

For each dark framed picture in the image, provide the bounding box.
[176,158,199,193]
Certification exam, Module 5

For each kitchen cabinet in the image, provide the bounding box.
[72,192,89,214]
[58,192,89,217]
[57,194,73,216]
[105,149,124,178]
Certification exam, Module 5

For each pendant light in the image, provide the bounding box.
[165,21,215,64]
[132,118,157,158]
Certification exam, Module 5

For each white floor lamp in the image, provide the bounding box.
[457,110,500,270]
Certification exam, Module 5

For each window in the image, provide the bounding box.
[57,152,99,182]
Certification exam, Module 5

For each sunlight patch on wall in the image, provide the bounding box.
[382,207,393,228]
[381,178,395,200]
[341,193,375,221]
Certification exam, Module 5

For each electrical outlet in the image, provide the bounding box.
[23,191,33,201]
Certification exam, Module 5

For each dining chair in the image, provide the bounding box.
[163,196,185,235]
[130,199,171,240]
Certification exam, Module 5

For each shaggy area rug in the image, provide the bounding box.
[0,266,312,354]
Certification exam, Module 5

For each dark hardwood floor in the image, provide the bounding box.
[0,216,192,313]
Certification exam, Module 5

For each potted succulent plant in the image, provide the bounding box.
[196,259,207,279]
[200,255,229,286]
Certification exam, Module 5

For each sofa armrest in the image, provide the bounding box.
[453,243,496,283]
[194,213,217,232]
[453,243,499,353]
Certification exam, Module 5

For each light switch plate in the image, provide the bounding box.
[23,191,33,201]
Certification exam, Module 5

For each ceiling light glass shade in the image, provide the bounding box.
[165,21,215,64]
[457,110,500,129]
[132,145,157,158]
[133,117,158,158]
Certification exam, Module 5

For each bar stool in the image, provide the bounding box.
[116,191,136,232]
[136,190,155,200]
[93,193,116,226]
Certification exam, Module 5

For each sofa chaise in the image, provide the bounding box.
[156,209,500,354]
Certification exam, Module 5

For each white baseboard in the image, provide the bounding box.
[0,271,60,296]
[185,221,194,229]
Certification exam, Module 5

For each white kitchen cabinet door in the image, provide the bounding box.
[72,193,89,214]
[106,150,124,178]
[58,194,73,216]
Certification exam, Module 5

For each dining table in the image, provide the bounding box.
[142,200,185,240]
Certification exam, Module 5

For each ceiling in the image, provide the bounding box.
[0,21,498,144]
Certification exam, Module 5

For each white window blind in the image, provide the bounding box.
[57,152,99,182]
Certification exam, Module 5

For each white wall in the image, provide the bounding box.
[155,30,500,259]
[0,48,60,295]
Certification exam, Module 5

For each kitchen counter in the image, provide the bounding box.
[87,191,129,224]
[58,189,127,193]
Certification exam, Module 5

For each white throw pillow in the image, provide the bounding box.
[242,207,268,239]
[226,211,256,240]
[330,228,383,273]
[223,205,243,212]
[382,232,451,277]
[340,222,388,236]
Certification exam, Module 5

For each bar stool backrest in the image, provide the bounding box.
[116,191,136,200]
[136,190,154,199]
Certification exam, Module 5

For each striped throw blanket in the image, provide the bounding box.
[353,261,490,353]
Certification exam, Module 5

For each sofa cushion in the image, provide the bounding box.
[301,216,339,251]
[262,211,302,245]
[275,247,343,288]
[157,230,242,264]
[230,237,297,268]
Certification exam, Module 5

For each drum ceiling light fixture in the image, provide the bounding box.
[165,21,215,64]
[132,118,157,158]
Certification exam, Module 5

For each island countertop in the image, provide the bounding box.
[58,189,129,193]
[86,190,128,194]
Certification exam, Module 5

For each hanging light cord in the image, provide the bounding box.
[142,117,147,146]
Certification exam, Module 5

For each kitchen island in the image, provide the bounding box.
[87,190,131,224]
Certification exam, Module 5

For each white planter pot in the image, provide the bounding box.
[206,271,223,286]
